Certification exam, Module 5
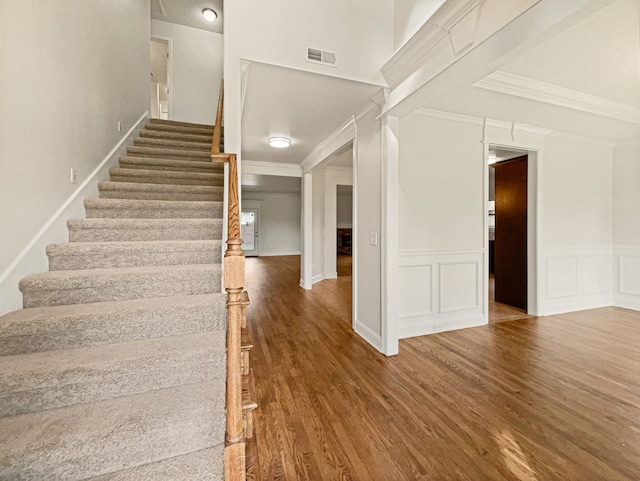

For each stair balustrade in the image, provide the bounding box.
[212,81,254,481]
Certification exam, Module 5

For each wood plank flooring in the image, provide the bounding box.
[245,255,640,481]
[309,255,352,324]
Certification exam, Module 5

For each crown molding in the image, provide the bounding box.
[241,160,302,177]
[475,71,640,125]
[409,108,484,127]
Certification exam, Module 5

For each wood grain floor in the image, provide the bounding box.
[309,255,352,324]
[245,255,640,481]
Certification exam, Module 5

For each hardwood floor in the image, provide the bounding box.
[489,274,535,324]
[309,255,352,324]
[245,255,640,481]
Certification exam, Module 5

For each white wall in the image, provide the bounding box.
[354,108,384,346]
[541,134,613,314]
[311,167,326,281]
[613,140,640,310]
[397,113,485,338]
[151,20,223,125]
[393,0,446,50]
[0,0,149,313]
[242,191,301,256]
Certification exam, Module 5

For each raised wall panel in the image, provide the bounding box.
[546,256,579,299]
[620,256,640,296]
[582,255,611,295]
[440,262,479,312]
[399,265,433,317]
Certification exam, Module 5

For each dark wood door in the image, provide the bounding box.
[493,155,527,310]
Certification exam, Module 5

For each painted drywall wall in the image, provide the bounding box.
[312,167,327,280]
[151,20,223,125]
[355,109,383,341]
[612,140,640,310]
[399,115,485,252]
[393,0,446,50]
[613,141,640,245]
[242,191,302,256]
[0,0,149,307]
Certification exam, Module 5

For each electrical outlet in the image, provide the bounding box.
[117,121,122,132]
[70,168,77,184]
[369,232,378,246]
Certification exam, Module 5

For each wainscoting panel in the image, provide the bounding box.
[541,247,612,315]
[398,250,485,339]
[614,246,640,311]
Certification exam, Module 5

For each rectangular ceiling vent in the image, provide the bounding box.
[307,48,337,67]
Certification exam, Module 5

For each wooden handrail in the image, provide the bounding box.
[212,80,224,155]
[212,81,247,481]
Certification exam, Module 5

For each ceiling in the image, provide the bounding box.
[428,0,640,142]
[151,0,223,34]
[241,62,382,165]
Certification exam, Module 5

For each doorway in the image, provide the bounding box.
[241,208,259,257]
[488,149,535,323]
[150,38,169,120]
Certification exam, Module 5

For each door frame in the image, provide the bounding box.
[150,36,172,120]
[241,203,261,257]
[483,121,549,318]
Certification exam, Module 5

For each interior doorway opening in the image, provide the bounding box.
[487,147,536,324]
[150,38,169,120]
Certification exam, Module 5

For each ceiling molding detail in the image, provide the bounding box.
[484,119,551,151]
[409,108,484,127]
[475,71,640,125]
[301,116,356,173]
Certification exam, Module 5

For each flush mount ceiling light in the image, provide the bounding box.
[268,137,291,148]
[202,8,217,22]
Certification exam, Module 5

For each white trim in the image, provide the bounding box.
[613,245,640,311]
[408,108,484,127]
[0,112,149,315]
[259,251,301,257]
[351,135,359,331]
[300,173,313,289]
[242,159,301,177]
[475,71,640,125]
[399,314,485,339]
[301,116,356,173]
[354,320,382,351]
[381,115,400,356]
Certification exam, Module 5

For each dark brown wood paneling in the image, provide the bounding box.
[493,155,528,310]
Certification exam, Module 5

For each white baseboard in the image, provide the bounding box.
[399,312,486,339]
[355,320,382,352]
[0,112,149,316]
[258,251,301,257]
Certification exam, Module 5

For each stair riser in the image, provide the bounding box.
[119,161,217,174]
[133,138,212,152]
[1,357,225,417]
[149,119,215,129]
[49,250,220,271]
[139,130,213,144]
[110,173,223,187]
[21,272,221,308]
[85,205,222,219]
[99,189,222,201]
[0,295,227,356]
[144,123,214,136]
[68,225,221,242]
[126,151,212,162]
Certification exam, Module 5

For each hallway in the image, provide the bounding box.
[245,255,640,481]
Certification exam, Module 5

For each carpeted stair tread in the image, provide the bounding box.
[149,118,216,130]
[67,218,222,242]
[0,331,226,416]
[0,381,225,480]
[126,146,213,162]
[118,156,221,173]
[20,264,222,308]
[133,137,217,152]
[109,167,223,186]
[98,181,223,201]
[0,293,227,356]
[47,240,221,270]
[139,130,213,144]
[87,445,224,481]
[144,122,214,136]
[84,198,222,219]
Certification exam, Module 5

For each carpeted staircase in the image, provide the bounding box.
[0,118,229,480]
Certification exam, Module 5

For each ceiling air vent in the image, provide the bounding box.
[307,48,337,67]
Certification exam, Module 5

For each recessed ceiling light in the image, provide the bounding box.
[202,8,217,22]
[268,137,291,148]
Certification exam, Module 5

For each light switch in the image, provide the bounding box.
[369,232,378,246]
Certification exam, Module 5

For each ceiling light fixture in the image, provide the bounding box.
[202,8,217,22]
[268,137,291,148]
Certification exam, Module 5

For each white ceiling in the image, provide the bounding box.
[428,0,640,142]
[241,62,382,165]
[151,0,223,34]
